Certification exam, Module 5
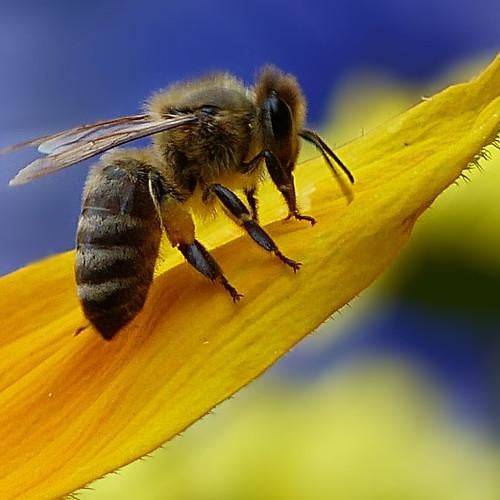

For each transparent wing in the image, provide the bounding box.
[0,114,149,155]
[37,115,152,155]
[3,114,197,186]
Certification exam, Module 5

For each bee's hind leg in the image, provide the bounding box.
[178,240,243,302]
[155,184,242,302]
[205,183,301,272]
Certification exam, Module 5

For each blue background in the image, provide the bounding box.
[0,0,499,434]
[0,0,498,273]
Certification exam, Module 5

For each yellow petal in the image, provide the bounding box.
[0,56,499,499]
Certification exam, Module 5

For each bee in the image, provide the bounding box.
[1,66,354,340]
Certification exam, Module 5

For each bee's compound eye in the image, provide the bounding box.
[200,105,219,116]
[266,93,292,140]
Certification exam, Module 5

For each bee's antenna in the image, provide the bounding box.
[300,129,354,184]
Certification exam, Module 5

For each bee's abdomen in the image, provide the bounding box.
[76,163,162,339]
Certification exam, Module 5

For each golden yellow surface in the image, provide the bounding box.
[0,55,498,498]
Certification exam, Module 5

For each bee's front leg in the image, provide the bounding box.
[243,150,316,225]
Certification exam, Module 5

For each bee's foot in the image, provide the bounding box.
[275,251,301,273]
[220,278,243,302]
[286,211,316,225]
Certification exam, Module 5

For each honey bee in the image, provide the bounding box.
[1,66,354,340]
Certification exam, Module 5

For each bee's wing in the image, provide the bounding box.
[37,115,153,155]
[0,114,150,155]
[4,114,197,186]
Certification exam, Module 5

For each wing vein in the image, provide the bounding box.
[5,114,197,186]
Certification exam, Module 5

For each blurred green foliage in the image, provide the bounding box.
[83,361,500,500]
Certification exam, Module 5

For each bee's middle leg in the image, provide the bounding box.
[205,183,301,272]
[177,240,242,302]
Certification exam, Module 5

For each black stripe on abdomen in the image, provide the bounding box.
[75,244,144,283]
[76,211,150,247]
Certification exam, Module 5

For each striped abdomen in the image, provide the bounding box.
[76,162,162,339]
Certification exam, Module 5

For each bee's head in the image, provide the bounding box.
[253,66,307,215]
[255,66,306,175]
